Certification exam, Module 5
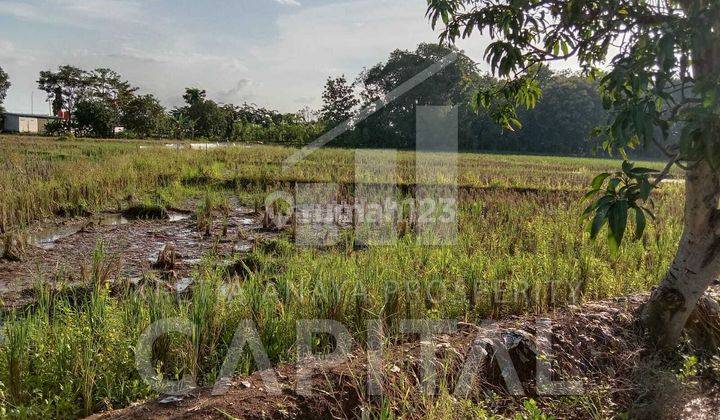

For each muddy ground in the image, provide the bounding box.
[0,203,275,307]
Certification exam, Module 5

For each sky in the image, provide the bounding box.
[0,0,514,115]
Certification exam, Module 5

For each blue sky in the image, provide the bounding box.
[0,0,496,114]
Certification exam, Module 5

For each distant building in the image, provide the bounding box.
[2,112,60,134]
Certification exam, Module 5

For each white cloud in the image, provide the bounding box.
[0,2,46,22]
[244,0,457,111]
[78,47,253,108]
[217,79,256,104]
[273,0,301,6]
[0,0,151,29]
[2,0,460,113]
[0,39,37,67]
[1,0,506,114]
[0,40,17,58]
[52,0,146,24]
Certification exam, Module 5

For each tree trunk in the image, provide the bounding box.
[641,161,720,347]
[641,3,720,347]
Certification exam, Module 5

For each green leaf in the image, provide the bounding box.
[607,200,629,250]
[590,172,610,190]
[703,88,716,109]
[607,177,621,193]
[621,160,634,175]
[634,206,646,240]
[583,188,600,201]
[590,203,611,240]
[607,221,620,255]
[582,195,612,218]
[618,147,629,161]
[582,202,596,218]
[639,179,653,200]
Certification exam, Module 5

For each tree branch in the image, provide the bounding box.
[653,154,681,187]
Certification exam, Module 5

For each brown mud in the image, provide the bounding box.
[0,204,275,307]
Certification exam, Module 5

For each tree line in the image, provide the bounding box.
[0,44,659,157]
[323,43,660,158]
[28,65,324,144]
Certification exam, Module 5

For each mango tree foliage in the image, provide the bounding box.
[427,0,720,346]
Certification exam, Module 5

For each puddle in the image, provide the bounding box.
[1,200,275,308]
[27,225,84,250]
[234,242,253,253]
[238,217,255,226]
[26,213,130,250]
[175,277,194,293]
[99,213,130,226]
[146,244,168,264]
[174,278,235,297]
[164,143,241,150]
[190,143,222,150]
[158,395,184,404]
[168,212,191,222]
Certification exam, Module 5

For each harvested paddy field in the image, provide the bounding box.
[1,135,711,419]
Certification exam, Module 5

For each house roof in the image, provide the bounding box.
[3,112,60,120]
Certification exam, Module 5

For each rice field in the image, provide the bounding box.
[0,135,683,418]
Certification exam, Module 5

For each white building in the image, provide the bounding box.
[2,112,60,134]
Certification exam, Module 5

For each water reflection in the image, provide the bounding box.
[26,213,130,250]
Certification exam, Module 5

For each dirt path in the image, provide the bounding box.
[0,206,272,307]
[88,293,720,419]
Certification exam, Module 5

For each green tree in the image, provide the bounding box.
[38,66,138,135]
[236,102,280,126]
[320,75,358,125]
[516,69,607,155]
[87,68,137,120]
[0,66,10,115]
[356,43,480,149]
[121,94,165,138]
[182,88,205,106]
[174,88,227,139]
[427,0,720,347]
[166,113,190,140]
[74,100,115,137]
[37,65,89,119]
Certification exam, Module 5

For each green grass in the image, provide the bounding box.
[0,135,684,418]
